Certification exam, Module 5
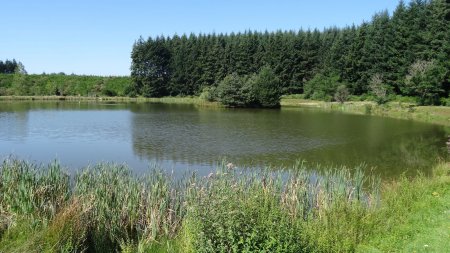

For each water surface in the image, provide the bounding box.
[0,101,447,178]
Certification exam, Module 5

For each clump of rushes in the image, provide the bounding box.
[74,163,187,252]
[0,159,70,224]
[1,158,382,252]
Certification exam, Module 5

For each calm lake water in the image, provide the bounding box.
[0,101,448,178]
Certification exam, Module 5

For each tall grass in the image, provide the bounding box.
[1,158,447,252]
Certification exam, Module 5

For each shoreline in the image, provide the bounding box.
[281,98,450,127]
[1,95,449,126]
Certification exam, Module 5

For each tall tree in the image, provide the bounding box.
[131,36,171,97]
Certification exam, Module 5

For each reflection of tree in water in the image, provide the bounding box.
[130,103,217,165]
[300,129,447,179]
[130,103,448,179]
[376,130,447,177]
[130,103,334,168]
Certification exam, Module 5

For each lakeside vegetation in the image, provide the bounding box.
[281,95,450,126]
[130,0,449,107]
[2,94,449,127]
[0,73,131,97]
[0,159,448,252]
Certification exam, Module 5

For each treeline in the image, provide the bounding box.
[0,74,131,97]
[131,0,449,105]
[0,59,26,74]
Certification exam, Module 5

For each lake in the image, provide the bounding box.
[0,101,447,178]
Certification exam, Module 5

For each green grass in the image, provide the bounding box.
[359,162,450,252]
[281,98,450,126]
[1,158,449,252]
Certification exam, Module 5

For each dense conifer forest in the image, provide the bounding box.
[131,0,449,105]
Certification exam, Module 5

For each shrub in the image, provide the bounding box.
[182,170,303,253]
[248,66,282,108]
[402,60,447,105]
[334,84,350,103]
[369,73,389,104]
[216,73,247,107]
[199,86,216,102]
[304,73,344,101]
[215,67,282,108]
[440,96,450,106]
[102,88,117,97]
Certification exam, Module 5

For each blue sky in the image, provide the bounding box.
[1,0,400,76]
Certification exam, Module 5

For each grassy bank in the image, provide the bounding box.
[281,97,450,127]
[0,159,449,252]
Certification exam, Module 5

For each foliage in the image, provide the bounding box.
[304,73,342,101]
[403,60,447,105]
[0,59,25,74]
[1,158,449,252]
[0,73,131,97]
[199,87,215,102]
[215,73,247,107]
[0,159,70,219]
[334,84,350,103]
[1,158,382,252]
[131,37,171,97]
[247,66,282,107]
[215,67,281,108]
[369,74,389,104]
[130,0,449,104]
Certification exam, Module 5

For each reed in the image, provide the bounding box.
[8,158,444,252]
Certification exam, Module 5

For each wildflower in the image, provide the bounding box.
[226,163,234,170]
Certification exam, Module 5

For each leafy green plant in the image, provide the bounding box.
[216,72,247,107]
[304,73,345,102]
[215,67,281,108]
[334,84,350,103]
[403,60,447,105]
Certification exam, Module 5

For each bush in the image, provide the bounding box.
[248,66,282,108]
[440,97,450,106]
[304,73,345,101]
[369,74,389,104]
[393,95,417,104]
[215,67,282,108]
[199,86,216,102]
[184,184,303,252]
[182,169,304,253]
[216,73,247,107]
[102,88,117,97]
[334,85,349,103]
[402,60,447,105]
[124,83,138,97]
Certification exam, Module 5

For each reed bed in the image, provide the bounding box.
[1,158,382,252]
